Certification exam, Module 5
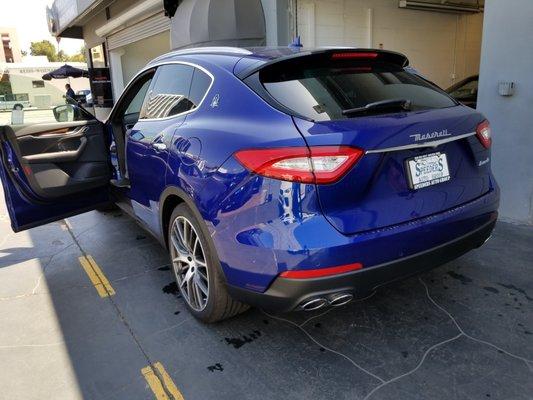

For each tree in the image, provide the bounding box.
[29,40,87,64]
[57,50,68,62]
[0,81,12,96]
[68,46,87,63]
[30,40,59,62]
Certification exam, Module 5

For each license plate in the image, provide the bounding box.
[406,152,450,190]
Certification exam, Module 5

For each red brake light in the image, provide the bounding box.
[280,263,363,279]
[476,120,492,149]
[331,52,379,60]
[234,146,364,184]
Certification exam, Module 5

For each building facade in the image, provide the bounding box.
[46,0,532,225]
[47,0,272,119]
[47,0,483,99]
[0,59,89,108]
[0,27,23,64]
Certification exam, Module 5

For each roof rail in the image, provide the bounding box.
[150,47,253,64]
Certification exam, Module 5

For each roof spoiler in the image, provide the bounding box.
[236,49,409,79]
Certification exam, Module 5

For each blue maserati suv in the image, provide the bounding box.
[0,47,499,322]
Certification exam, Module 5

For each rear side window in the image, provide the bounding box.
[260,62,456,121]
[143,64,194,119]
[142,64,212,119]
[189,68,212,108]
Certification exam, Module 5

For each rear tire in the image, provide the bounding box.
[168,203,249,323]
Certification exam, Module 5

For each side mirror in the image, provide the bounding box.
[53,104,83,122]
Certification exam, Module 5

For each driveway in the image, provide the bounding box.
[0,185,531,400]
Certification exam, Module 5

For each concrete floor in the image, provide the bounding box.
[0,189,532,399]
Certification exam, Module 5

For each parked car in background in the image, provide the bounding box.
[0,48,499,322]
[0,93,31,110]
[76,89,93,107]
[446,75,479,108]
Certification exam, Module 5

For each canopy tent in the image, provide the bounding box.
[42,64,89,81]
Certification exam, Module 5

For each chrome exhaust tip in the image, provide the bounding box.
[299,297,328,311]
[329,292,354,307]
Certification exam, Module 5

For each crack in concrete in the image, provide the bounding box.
[364,278,533,399]
[420,277,533,367]
[0,241,77,301]
[362,332,463,400]
[63,219,179,400]
[0,260,171,302]
[262,308,385,384]
[111,263,171,283]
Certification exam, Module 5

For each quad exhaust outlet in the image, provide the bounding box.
[299,297,329,311]
[329,292,354,307]
[299,292,354,311]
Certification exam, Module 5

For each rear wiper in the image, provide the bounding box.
[342,99,411,116]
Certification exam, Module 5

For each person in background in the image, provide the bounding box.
[65,84,75,101]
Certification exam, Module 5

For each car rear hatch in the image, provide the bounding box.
[241,49,493,235]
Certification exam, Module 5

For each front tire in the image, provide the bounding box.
[168,203,248,322]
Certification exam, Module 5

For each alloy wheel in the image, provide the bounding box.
[170,216,210,311]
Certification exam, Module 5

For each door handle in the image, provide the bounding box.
[152,143,167,151]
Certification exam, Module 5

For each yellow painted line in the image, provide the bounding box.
[78,255,115,297]
[142,363,184,400]
[153,362,184,400]
[142,365,169,400]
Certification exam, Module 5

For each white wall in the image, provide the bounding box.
[297,0,483,88]
[262,0,293,46]
[120,31,170,86]
[477,0,533,224]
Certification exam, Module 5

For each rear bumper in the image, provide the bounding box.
[228,217,496,312]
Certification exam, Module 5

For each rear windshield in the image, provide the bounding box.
[260,63,456,121]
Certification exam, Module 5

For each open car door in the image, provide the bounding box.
[0,107,111,232]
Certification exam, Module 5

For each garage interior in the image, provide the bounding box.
[1,0,532,399]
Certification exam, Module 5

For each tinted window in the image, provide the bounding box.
[125,78,152,116]
[143,64,194,119]
[261,64,456,121]
[450,79,478,100]
[189,68,212,107]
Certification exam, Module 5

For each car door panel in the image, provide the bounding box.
[0,120,111,232]
[3,120,109,198]
[127,118,184,236]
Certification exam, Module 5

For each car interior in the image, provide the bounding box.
[0,119,110,199]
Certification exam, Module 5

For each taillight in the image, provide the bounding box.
[476,120,492,149]
[234,146,364,184]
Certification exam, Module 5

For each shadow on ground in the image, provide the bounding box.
[0,197,532,399]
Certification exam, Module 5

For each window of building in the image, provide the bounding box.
[90,44,107,68]
[32,80,45,88]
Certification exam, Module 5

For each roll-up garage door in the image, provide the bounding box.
[107,13,170,51]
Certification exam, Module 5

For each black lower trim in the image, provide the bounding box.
[227,219,496,312]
